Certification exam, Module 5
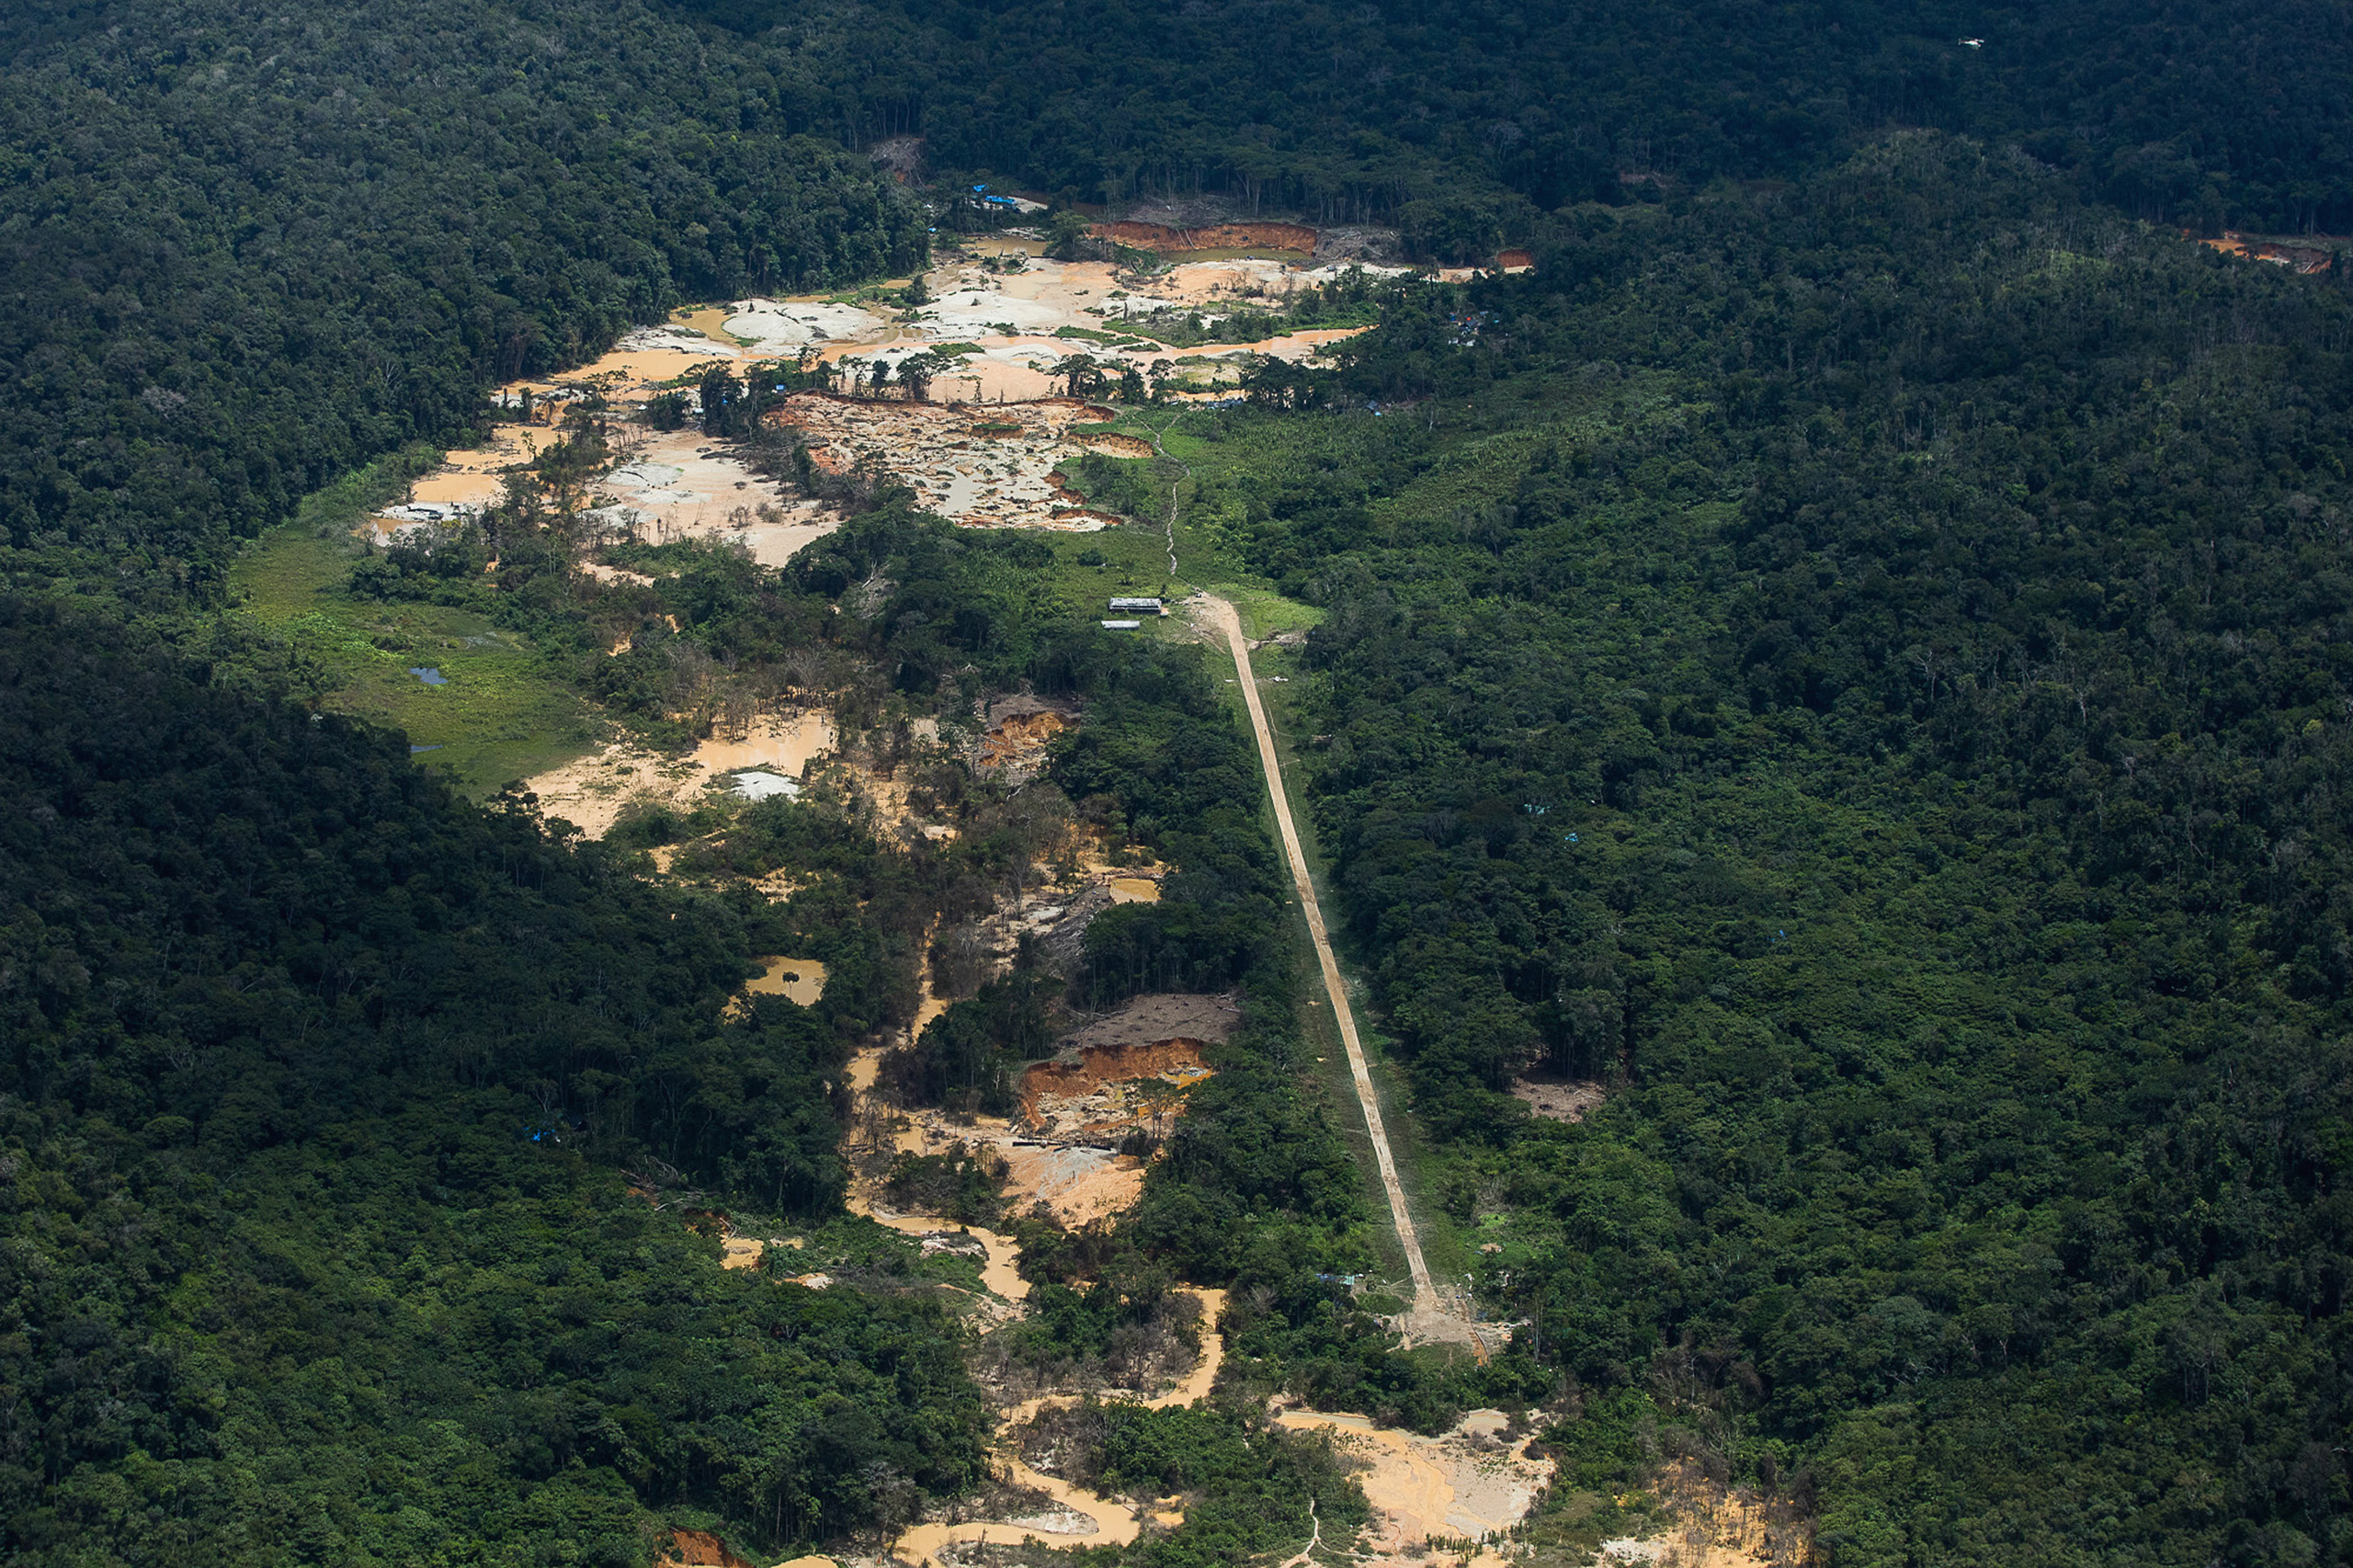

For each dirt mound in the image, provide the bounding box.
[1313,225,1404,265]
[1020,1039,1213,1135]
[1092,220,1317,255]
[1511,1075,1605,1122]
[1063,992,1239,1051]
[656,1529,756,1568]
[1034,881,1115,975]
[1069,429,1155,458]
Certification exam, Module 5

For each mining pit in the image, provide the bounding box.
[520,710,835,839]
[373,230,1387,559]
[1018,1038,1215,1142]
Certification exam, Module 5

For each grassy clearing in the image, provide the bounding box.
[229,448,597,797]
[1036,527,1184,609]
[1203,582,1321,640]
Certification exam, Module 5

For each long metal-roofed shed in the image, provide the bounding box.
[1108,597,1165,615]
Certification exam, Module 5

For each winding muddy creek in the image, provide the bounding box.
[837,1006,1220,1567]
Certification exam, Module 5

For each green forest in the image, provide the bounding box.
[1122,142,2353,1562]
[670,0,2353,240]
[10,0,2353,1562]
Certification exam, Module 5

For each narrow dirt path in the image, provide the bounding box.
[835,976,1233,1567]
[1197,596,1438,1314]
[1275,1498,1321,1568]
[1142,414,1188,575]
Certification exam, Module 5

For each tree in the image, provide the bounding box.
[1045,209,1097,260]
[898,351,949,403]
[699,365,742,434]
[1052,353,1105,399]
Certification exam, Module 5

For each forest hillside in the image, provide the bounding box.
[1145,138,2353,1562]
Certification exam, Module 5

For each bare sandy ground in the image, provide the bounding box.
[892,1288,1230,1566]
[379,317,849,556]
[780,393,1117,530]
[721,299,893,351]
[593,429,837,562]
[385,248,1371,551]
[1000,1145,1146,1225]
[1599,1460,1805,1568]
[522,710,834,838]
[747,956,827,1006]
[1274,1407,1553,1562]
[401,426,551,514]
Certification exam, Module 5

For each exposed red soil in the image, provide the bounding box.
[2196,230,2342,274]
[1019,1038,1212,1124]
[1091,221,1318,255]
[656,1529,756,1568]
[1069,430,1155,458]
[1497,248,1535,269]
[977,709,1072,768]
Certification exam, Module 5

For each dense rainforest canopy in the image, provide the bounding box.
[0,0,925,600]
[673,0,2353,240]
[1146,139,2353,1561]
[0,597,989,1562]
